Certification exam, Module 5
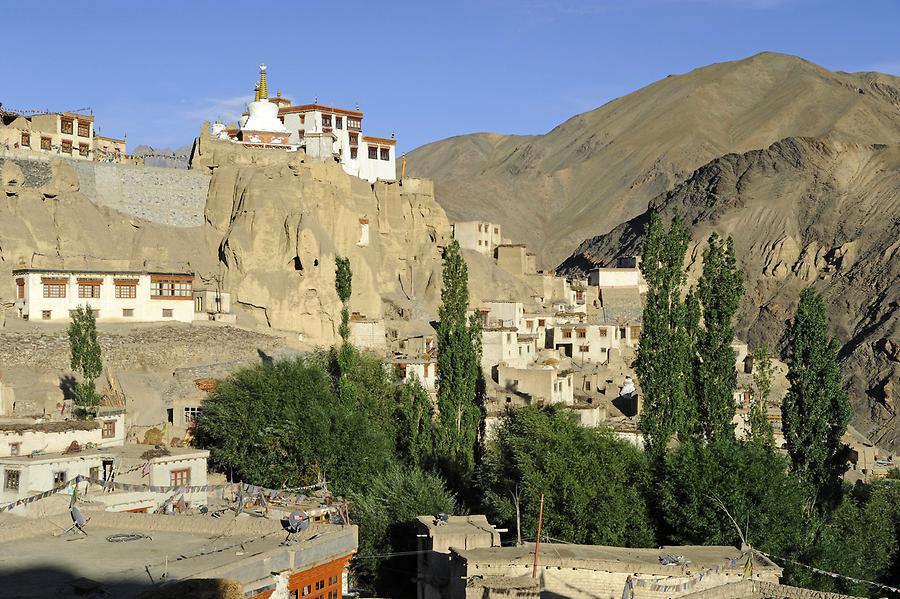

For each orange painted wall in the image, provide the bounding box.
[249,554,352,599]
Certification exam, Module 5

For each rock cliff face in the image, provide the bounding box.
[194,132,452,342]
[558,137,900,450]
[406,52,900,266]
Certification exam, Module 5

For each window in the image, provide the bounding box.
[162,308,173,318]
[577,329,587,338]
[170,469,190,487]
[349,133,358,145]
[77,122,90,137]
[538,319,545,327]
[630,325,641,339]
[89,466,99,480]
[42,310,51,320]
[5,470,20,491]
[598,328,608,337]
[78,143,89,156]
[184,406,202,423]
[61,139,72,154]
[41,137,51,150]
[526,320,533,328]
[494,227,499,234]
[322,114,332,127]
[302,585,312,596]
[16,279,24,299]
[477,240,482,246]
[9,443,21,456]
[579,344,590,353]
[78,282,101,298]
[348,117,361,129]
[61,119,73,134]
[122,308,134,317]
[585,381,591,391]
[368,146,378,159]
[115,283,137,298]
[152,278,192,298]
[350,147,358,159]
[335,116,343,129]
[380,147,390,161]
[20,132,30,147]
[316,581,325,591]
[619,327,627,339]
[562,329,572,339]
[53,471,67,486]
[478,223,482,232]
[101,419,116,438]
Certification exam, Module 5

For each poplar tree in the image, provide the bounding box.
[434,240,483,481]
[782,288,850,504]
[68,305,103,419]
[636,212,694,460]
[748,345,775,448]
[695,233,743,440]
[334,256,355,400]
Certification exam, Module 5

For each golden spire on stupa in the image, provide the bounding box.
[254,82,260,102]
[258,64,269,99]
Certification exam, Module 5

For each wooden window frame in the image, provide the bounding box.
[20,132,30,147]
[53,471,67,486]
[78,282,101,299]
[380,147,390,161]
[321,114,332,128]
[162,308,174,318]
[61,118,73,134]
[16,279,24,299]
[334,116,343,129]
[61,139,73,154]
[9,442,21,456]
[367,146,377,160]
[579,344,590,353]
[115,284,137,299]
[4,469,20,491]
[170,468,190,487]
[183,406,202,423]
[348,133,358,145]
[41,137,51,150]
[122,308,134,317]
[101,419,116,439]
[78,143,89,157]
[562,328,572,339]
[77,122,90,137]
[350,147,358,159]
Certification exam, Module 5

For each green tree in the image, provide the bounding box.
[747,345,775,448]
[636,212,694,459]
[67,305,103,419]
[658,439,806,557]
[350,464,458,598]
[695,233,743,440]
[782,288,850,505]
[479,406,656,547]
[434,240,483,482]
[194,353,396,494]
[395,374,434,468]
[334,255,358,408]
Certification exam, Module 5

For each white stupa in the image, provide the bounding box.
[243,65,289,132]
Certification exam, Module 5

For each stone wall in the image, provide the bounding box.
[0,149,209,226]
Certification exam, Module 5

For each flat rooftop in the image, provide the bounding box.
[454,543,780,576]
[0,511,357,598]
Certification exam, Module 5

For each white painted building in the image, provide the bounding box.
[497,363,574,406]
[13,269,195,323]
[452,221,504,256]
[395,357,437,392]
[480,300,525,330]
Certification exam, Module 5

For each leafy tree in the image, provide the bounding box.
[788,481,900,597]
[747,345,775,448]
[194,353,396,494]
[395,375,434,468]
[67,305,103,419]
[782,288,850,506]
[434,240,483,482]
[695,233,743,441]
[658,439,806,557]
[479,406,656,547]
[636,212,694,459]
[350,464,458,598]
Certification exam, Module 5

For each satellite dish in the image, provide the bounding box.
[62,506,90,536]
[281,510,310,543]
[199,505,209,514]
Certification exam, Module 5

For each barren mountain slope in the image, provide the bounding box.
[559,137,900,450]
[407,52,900,265]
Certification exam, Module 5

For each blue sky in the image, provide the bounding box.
[3,0,897,152]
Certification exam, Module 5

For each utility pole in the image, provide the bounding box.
[532,494,544,578]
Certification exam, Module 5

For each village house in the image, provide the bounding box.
[497,362,574,406]
[12,268,215,323]
[441,542,782,599]
[394,356,438,392]
[213,64,397,182]
[0,109,131,163]
[451,221,505,256]
[416,514,504,599]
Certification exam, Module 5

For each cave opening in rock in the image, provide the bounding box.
[292,256,303,272]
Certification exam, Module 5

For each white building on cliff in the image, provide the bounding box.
[214,64,397,183]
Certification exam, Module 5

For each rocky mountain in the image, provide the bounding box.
[406,52,900,266]
[559,136,900,451]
